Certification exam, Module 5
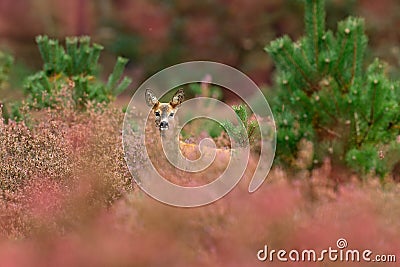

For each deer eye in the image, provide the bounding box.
[155,111,160,117]
[169,112,174,117]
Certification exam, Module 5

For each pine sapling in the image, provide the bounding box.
[24,35,132,110]
[266,0,400,177]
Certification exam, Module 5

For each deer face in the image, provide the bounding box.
[145,89,184,131]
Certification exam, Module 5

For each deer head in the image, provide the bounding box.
[145,89,184,132]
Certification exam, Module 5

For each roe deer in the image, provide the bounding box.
[144,88,232,181]
[145,89,184,135]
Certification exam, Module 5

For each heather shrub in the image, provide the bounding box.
[0,110,72,193]
[43,87,133,203]
[1,105,400,265]
[29,170,396,267]
[266,0,400,176]
[0,86,132,238]
[69,101,133,205]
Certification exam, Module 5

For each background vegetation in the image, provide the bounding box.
[2,0,400,89]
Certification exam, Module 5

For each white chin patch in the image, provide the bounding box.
[160,127,169,131]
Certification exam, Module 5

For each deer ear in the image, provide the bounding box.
[145,89,159,107]
[170,89,184,108]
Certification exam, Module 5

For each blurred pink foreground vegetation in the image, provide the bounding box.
[0,92,399,267]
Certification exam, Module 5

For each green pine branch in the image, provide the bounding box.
[24,35,132,110]
[304,0,325,69]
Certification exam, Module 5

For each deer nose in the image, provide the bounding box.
[160,121,169,130]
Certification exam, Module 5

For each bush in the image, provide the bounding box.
[0,88,132,238]
[266,0,400,176]
[24,35,132,110]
